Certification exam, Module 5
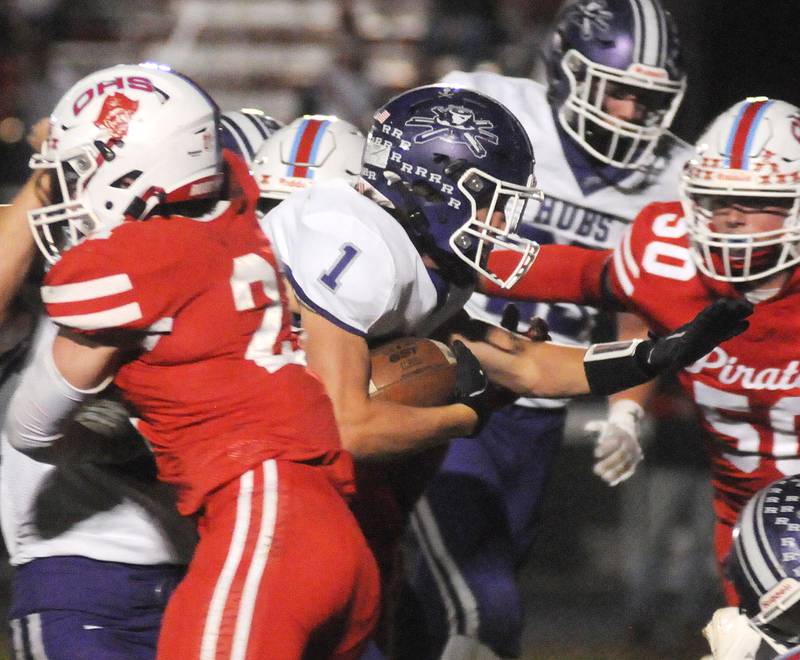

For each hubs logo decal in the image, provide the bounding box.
[405,104,498,158]
[94,93,139,140]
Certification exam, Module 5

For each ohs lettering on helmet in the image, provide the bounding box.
[72,76,156,116]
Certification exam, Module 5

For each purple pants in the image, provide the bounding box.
[9,555,185,660]
[401,405,566,659]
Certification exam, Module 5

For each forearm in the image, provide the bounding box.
[337,398,477,461]
[6,341,110,462]
[0,174,45,323]
[481,245,610,305]
[458,334,590,397]
[609,311,657,410]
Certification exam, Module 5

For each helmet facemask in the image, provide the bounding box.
[681,185,800,284]
[450,167,543,289]
[28,146,105,264]
[559,49,685,169]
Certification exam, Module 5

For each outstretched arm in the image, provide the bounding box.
[479,245,614,307]
[0,174,48,325]
[455,298,753,399]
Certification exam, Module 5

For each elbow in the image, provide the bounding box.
[5,412,59,462]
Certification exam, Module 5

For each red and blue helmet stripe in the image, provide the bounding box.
[286,117,331,178]
[724,98,774,169]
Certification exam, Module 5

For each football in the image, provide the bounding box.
[369,337,457,407]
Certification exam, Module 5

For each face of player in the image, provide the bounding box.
[708,196,795,288]
[601,82,671,127]
[473,206,507,269]
[709,197,791,234]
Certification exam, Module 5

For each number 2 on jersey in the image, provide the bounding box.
[230,253,299,373]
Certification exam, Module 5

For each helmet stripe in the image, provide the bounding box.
[735,490,772,597]
[286,118,330,178]
[726,99,773,169]
[738,486,787,598]
[632,0,665,66]
[221,114,256,161]
[629,0,644,63]
[244,113,270,140]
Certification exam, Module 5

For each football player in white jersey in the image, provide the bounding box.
[0,107,275,660]
[402,0,693,657]
[262,83,749,659]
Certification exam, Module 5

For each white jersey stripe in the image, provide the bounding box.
[26,613,48,660]
[41,274,133,304]
[613,245,635,297]
[201,470,254,660]
[231,460,279,660]
[51,303,143,330]
[412,497,480,636]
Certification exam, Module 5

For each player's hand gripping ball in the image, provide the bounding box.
[369,337,457,407]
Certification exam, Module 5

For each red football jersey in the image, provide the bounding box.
[42,152,347,515]
[610,201,800,535]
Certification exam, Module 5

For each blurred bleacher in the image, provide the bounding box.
[45,0,430,127]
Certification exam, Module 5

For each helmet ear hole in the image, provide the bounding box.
[110,170,142,189]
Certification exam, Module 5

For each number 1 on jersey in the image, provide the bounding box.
[320,244,360,291]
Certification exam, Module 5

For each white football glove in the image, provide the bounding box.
[703,607,771,660]
[585,399,644,487]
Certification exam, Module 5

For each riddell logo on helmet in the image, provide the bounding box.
[629,64,668,80]
[714,170,752,182]
[94,93,139,140]
[759,578,800,612]
[73,76,155,116]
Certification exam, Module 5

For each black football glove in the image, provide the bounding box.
[638,297,753,376]
[452,340,494,436]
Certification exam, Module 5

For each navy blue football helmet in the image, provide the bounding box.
[221,109,283,165]
[729,475,800,644]
[361,85,543,289]
[546,0,686,169]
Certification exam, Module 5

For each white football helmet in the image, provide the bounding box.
[220,109,283,165]
[680,98,800,283]
[28,62,222,264]
[252,115,365,201]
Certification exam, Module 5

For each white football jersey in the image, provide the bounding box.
[0,318,194,566]
[263,180,473,341]
[440,70,693,407]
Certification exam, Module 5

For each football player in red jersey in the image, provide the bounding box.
[472,97,800,604]
[6,63,380,660]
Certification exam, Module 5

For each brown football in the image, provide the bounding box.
[369,337,457,407]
